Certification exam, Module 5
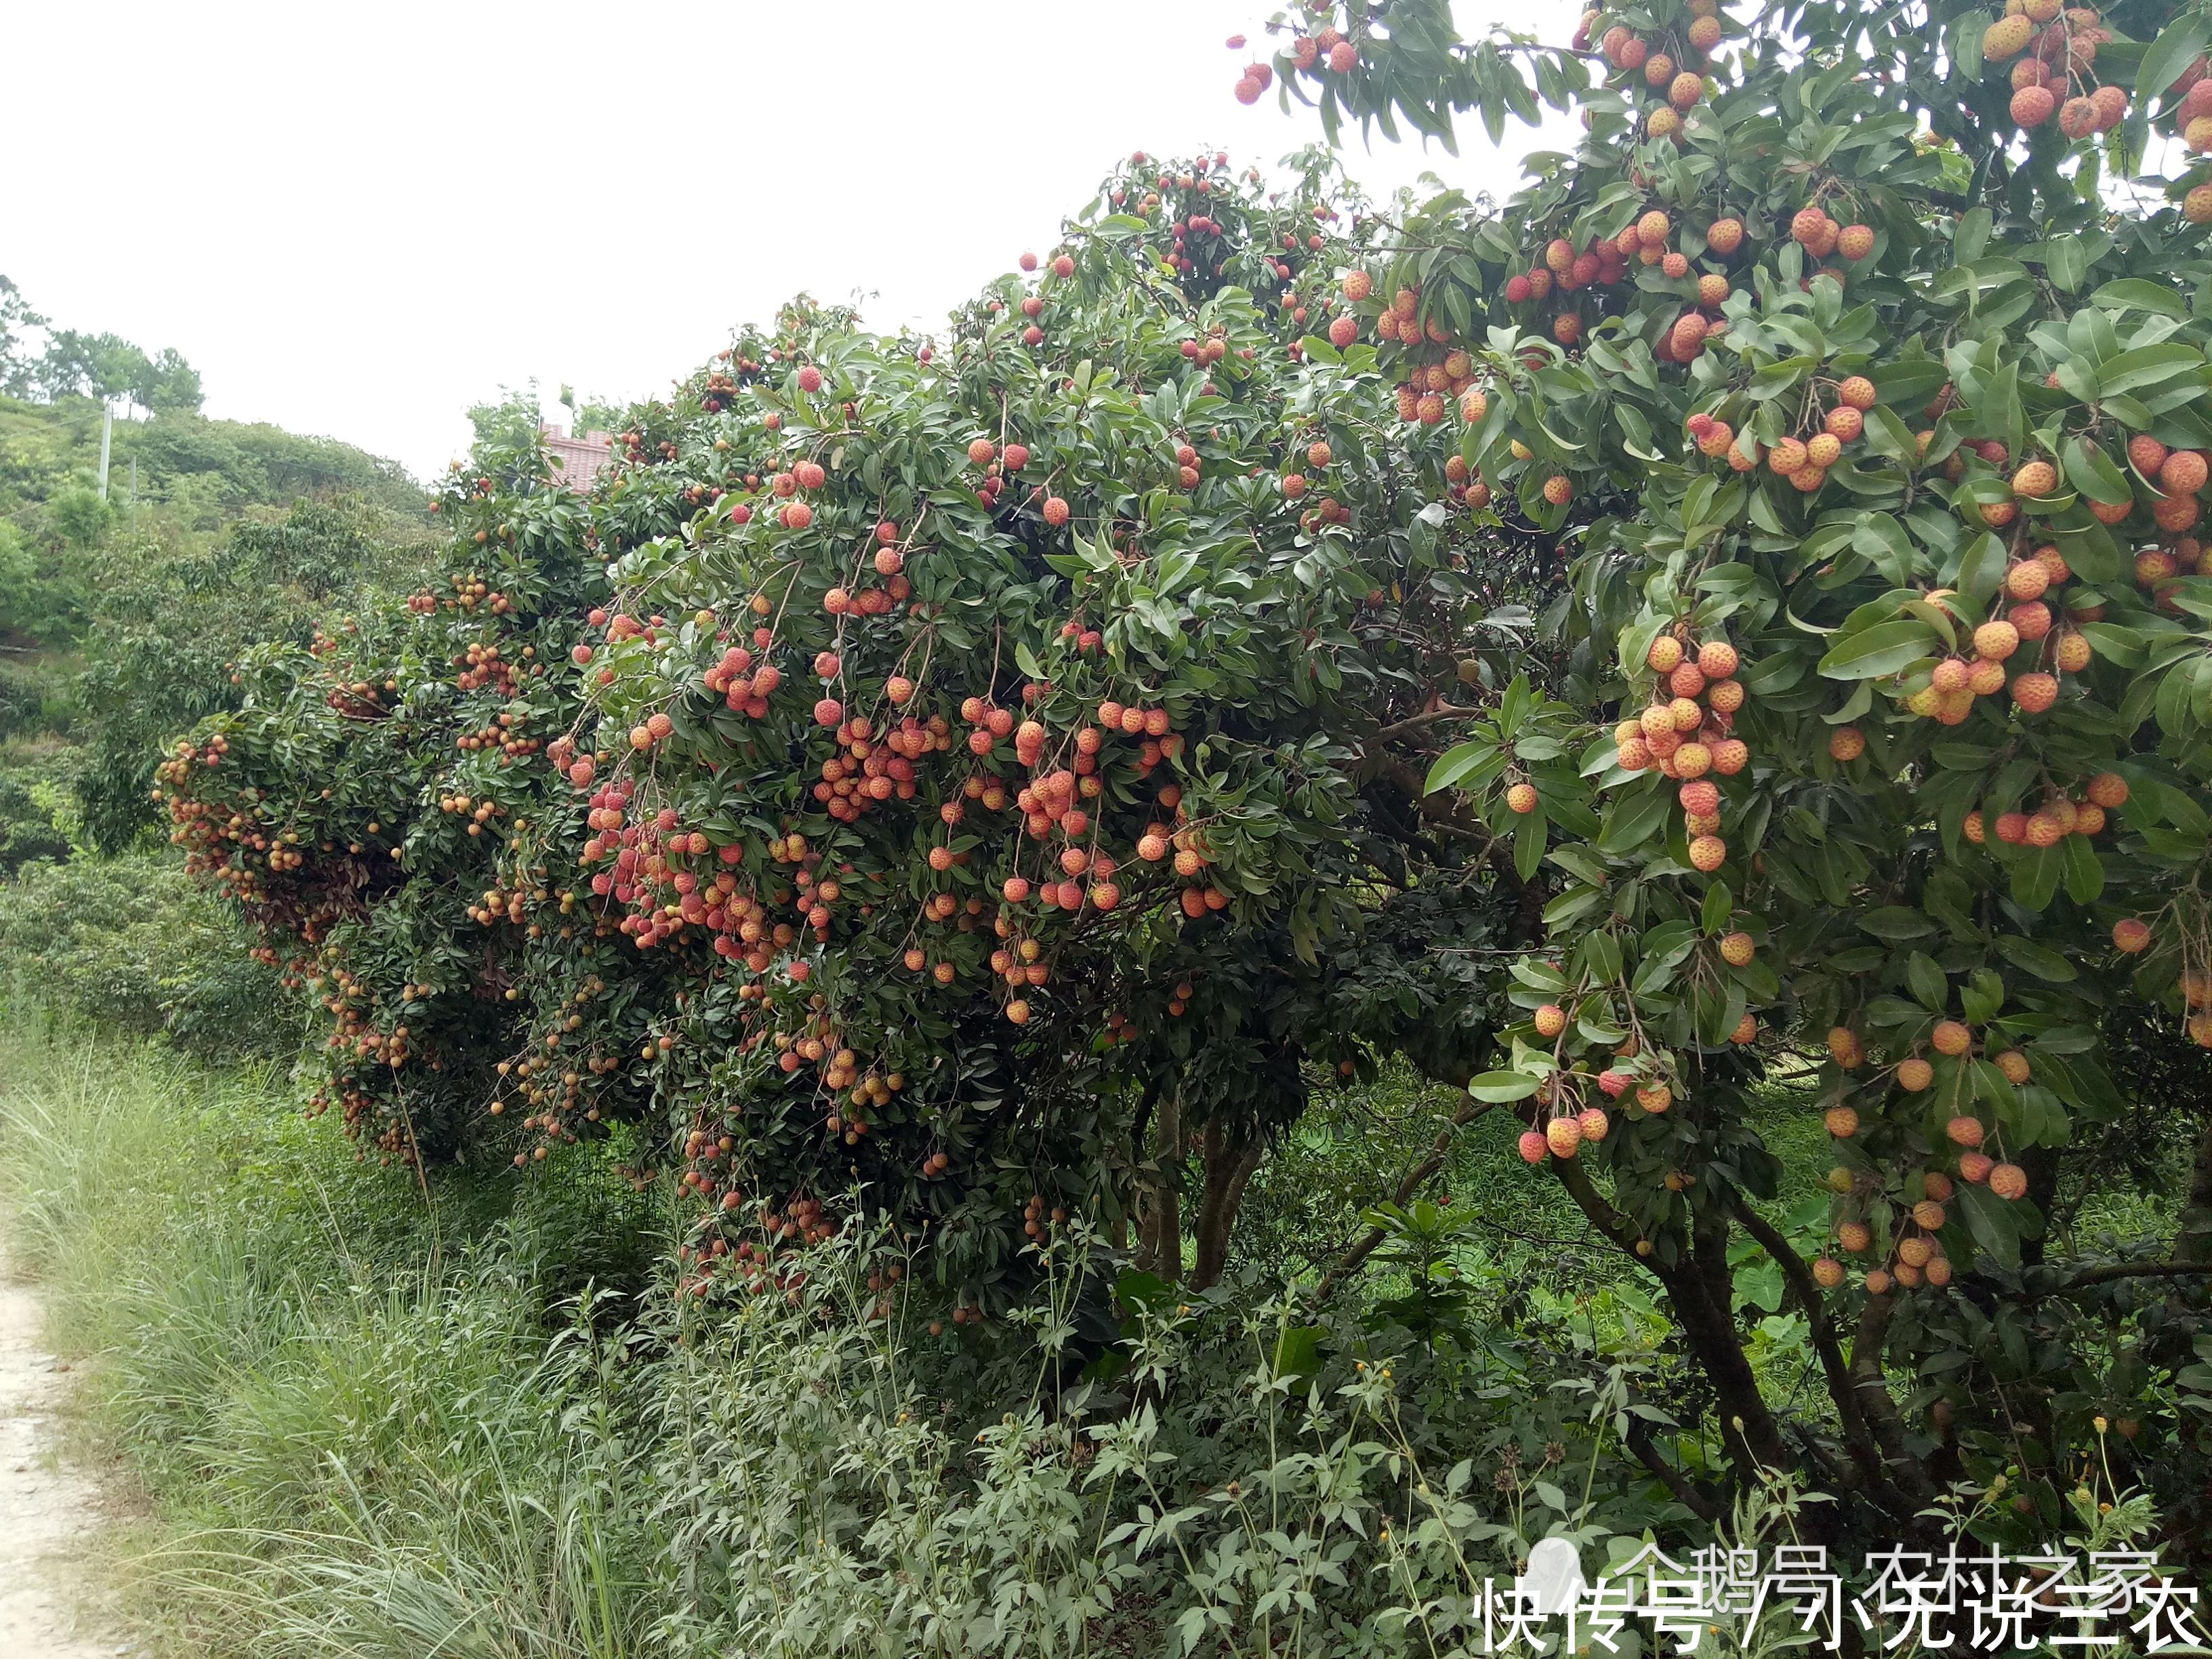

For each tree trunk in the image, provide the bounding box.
[2179,1111,2212,1265]
[1138,1086,1182,1279]
[1189,1119,1264,1290]
[1667,1207,1797,1479]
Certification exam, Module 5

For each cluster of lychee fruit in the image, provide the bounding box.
[1575,2,1722,141]
[1228,16,1357,106]
[1962,770,2129,848]
[1816,1015,2038,1290]
[1612,633,1750,873]
[1686,371,1875,496]
[1980,1,2125,138]
[1330,272,1484,426]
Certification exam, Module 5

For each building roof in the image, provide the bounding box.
[541,422,613,491]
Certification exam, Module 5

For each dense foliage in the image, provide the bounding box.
[150,0,2212,1580]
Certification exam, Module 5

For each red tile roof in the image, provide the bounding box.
[541,422,613,491]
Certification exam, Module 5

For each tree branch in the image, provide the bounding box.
[2048,1259,2212,1295]
[1732,1198,1931,1508]
[1370,704,1484,743]
[1551,1154,1642,1254]
[1315,1099,1494,1301]
[1626,1415,1724,1523]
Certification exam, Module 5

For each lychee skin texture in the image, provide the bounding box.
[1984,14,2032,57]
[2161,449,2209,495]
[2011,85,2056,127]
[1518,1130,1549,1164]
[1973,620,2021,661]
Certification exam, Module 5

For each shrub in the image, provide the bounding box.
[0,853,287,1058]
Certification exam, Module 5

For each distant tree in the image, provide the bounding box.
[0,524,36,635]
[143,347,203,413]
[560,384,624,436]
[466,384,546,450]
[75,497,435,852]
[30,329,99,401]
[0,276,44,397]
[31,329,195,417]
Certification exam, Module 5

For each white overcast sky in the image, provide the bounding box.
[5,2,1572,483]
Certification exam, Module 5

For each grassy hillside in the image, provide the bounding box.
[0,393,436,853]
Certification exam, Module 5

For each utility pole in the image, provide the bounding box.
[97,402,112,499]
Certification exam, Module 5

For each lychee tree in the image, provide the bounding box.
[1231,0,2212,1544]
[155,155,1568,1292]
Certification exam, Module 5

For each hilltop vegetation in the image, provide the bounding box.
[0,275,436,858]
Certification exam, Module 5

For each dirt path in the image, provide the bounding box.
[0,1257,131,1658]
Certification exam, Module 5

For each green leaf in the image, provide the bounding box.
[1468,1071,1541,1102]
[1994,934,2076,982]
[1426,740,1498,794]
[2062,437,2131,506]
[2138,11,2212,113]
[2096,342,2203,396]
[2009,842,2064,913]
[1513,809,1546,881]
[1859,906,1938,941]
[1818,619,1938,680]
[1851,513,1916,586]
[1906,951,1949,1012]
[1599,781,1671,852]
[1701,880,1733,935]
[2091,279,2190,319]
[2062,834,2106,904]
[1954,533,2006,606]
[1958,1183,2022,1269]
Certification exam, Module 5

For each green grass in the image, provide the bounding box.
[0,1008,668,1657]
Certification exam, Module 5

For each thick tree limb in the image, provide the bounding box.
[1732,1198,1931,1509]
[1626,1416,1725,1523]
[2178,1113,2212,1266]
[1189,1120,1264,1290]
[1846,1292,1923,1499]
[1139,1086,1182,1280]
